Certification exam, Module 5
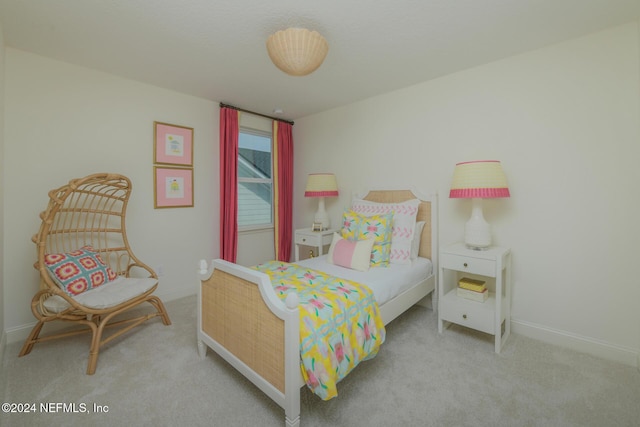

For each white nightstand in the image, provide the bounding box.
[438,242,512,353]
[294,228,336,261]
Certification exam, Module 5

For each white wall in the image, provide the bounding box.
[637,20,640,372]
[0,22,6,361]
[3,49,219,341]
[293,22,640,366]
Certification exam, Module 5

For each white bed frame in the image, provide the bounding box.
[197,190,438,427]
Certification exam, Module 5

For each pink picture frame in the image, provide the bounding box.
[154,121,194,166]
[154,167,194,208]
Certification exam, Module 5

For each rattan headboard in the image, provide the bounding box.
[360,189,436,261]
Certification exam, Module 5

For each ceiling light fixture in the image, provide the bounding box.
[266,28,329,76]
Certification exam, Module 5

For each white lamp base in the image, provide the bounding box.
[464,198,491,250]
[314,197,330,230]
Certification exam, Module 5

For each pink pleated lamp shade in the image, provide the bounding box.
[449,160,510,199]
[304,173,339,198]
[449,160,509,249]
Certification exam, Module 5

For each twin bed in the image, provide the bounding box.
[197,189,438,427]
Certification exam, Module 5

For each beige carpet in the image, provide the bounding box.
[1,295,639,427]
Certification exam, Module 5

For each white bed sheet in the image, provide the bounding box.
[295,255,433,306]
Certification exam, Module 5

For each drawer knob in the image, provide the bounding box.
[302,238,306,242]
[463,314,467,319]
[463,262,468,267]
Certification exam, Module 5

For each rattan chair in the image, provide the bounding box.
[19,173,171,374]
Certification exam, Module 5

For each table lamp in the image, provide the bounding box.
[304,173,338,230]
[449,160,510,249]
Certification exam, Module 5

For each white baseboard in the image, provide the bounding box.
[6,323,29,345]
[0,329,6,369]
[511,318,639,368]
[6,287,197,345]
[156,285,197,304]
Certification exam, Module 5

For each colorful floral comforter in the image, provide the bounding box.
[253,261,386,400]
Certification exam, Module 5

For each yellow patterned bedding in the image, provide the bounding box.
[253,261,386,400]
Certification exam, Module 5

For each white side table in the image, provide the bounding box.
[294,228,336,261]
[438,242,512,353]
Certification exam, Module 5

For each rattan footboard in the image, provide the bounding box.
[197,259,301,427]
[201,268,286,392]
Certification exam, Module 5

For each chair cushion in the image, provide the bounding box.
[43,246,118,296]
[43,277,158,313]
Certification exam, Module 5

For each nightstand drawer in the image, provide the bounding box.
[440,253,496,277]
[295,234,320,246]
[440,291,495,335]
[295,234,310,245]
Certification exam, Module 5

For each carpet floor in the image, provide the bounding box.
[1,295,639,427]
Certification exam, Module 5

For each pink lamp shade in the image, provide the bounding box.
[305,173,338,230]
[449,160,510,250]
[304,173,339,197]
[449,160,510,199]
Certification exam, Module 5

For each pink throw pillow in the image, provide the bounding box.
[327,233,375,272]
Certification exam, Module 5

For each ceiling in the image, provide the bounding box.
[1,0,639,121]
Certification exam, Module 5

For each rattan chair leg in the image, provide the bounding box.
[148,296,172,325]
[86,322,100,375]
[18,321,45,357]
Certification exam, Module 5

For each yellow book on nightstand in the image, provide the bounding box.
[458,277,486,292]
[456,287,489,302]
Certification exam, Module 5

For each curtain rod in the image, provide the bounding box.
[219,103,294,126]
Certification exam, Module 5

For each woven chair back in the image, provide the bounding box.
[33,173,149,286]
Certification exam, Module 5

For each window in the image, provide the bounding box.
[237,128,273,229]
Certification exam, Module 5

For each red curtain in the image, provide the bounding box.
[219,107,239,262]
[273,121,294,262]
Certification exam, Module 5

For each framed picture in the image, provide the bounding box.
[154,166,194,208]
[311,222,323,232]
[154,121,194,167]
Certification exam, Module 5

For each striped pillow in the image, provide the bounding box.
[327,233,375,272]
